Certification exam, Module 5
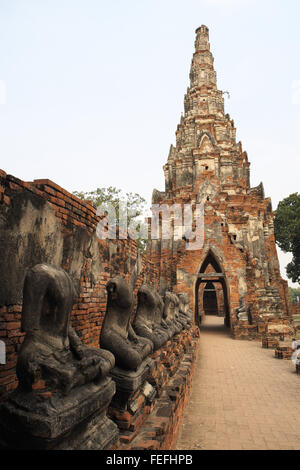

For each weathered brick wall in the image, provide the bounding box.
[0,169,159,401]
[147,192,290,337]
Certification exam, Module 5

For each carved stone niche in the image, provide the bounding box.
[0,264,119,450]
[100,277,155,410]
[133,285,171,351]
[177,293,193,329]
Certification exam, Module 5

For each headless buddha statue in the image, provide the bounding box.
[133,285,170,350]
[100,276,153,370]
[17,264,115,395]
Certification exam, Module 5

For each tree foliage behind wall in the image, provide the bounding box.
[73,187,148,252]
[289,287,300,304]
[274,193,300,285]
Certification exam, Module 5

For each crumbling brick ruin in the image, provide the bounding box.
[0,171,199,450]
[0,25,296,450]
[147,25,292,339]
[0,172,160,400]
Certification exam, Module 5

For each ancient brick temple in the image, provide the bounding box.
[147,25,291,338]
[0,23,297,451]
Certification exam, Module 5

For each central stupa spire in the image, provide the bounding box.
[195,25,210,49]
[184,25,222,118]
[158,26,249,199]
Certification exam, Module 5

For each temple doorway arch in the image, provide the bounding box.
[195,250,230,327]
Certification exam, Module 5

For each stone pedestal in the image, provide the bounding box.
[0,378,119,450]
[110,357,155,409]
[116,324,200,450]
[108,358,156,445]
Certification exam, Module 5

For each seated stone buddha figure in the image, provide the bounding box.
[133,285,170,350]
[100,276,153,371]
[0,263,119,450]
[163,291,183,335]
[177,292,193,328]
[17,264,115,395]
[153,289,174,340]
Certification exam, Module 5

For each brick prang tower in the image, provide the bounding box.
[147,25,290,338]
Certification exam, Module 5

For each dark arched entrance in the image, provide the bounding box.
[195,251,230,327]
[203,281,218,316]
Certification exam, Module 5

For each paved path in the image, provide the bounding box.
[175,316,300,450]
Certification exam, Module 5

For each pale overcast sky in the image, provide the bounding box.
[0,0,299,286]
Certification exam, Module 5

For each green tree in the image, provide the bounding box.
[289,287,300,304]
[73,187,148,252]
[274,193,300,284]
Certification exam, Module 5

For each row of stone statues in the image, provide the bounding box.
[101,276,193,371]
[0,264,193,450]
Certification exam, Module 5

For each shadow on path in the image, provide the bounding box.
[200,315,231,337]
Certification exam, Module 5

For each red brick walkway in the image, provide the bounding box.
[175,316,300,450]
